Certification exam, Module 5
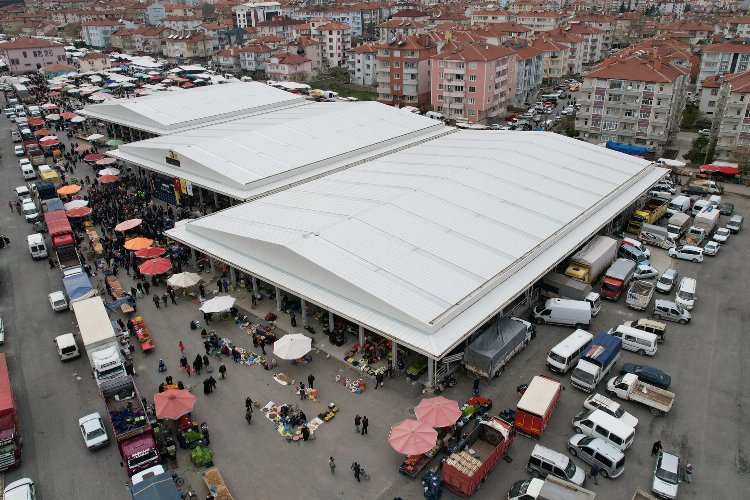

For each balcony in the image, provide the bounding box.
[376,73,391,83]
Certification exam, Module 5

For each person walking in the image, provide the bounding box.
[179,341,185,354]
[472,377,481,397]
[208,376,217,392]
[204,340,212,354]
[589,464,599,485]
[245,397,254,410]
[203,355,210,372]
[153,295,160,308]
[193,355,203,375]
[143,281,150,295]
[203,378,212,395]
[361,416,369,435]
[180,354,188,372]
[185,364,191,377]
[375,371,384,389]
[298,382,306,400]
[290,312,297,327]
[48,257,56,268]
[301,424,310,442]
[652,440,662,456]
[355,414,362,434]
[684,463,693,484]
[307,374,315,389]
[328,457,336,474]
[218,363,227,379]
[162,292,168,307]
[259,337,266,355]
[351,462,361,482]
[169,289,177,305]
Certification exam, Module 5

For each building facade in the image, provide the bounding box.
[700,71,750,159]
[376,34,436,107]
[348,43,377,86]
[0,37,67,74]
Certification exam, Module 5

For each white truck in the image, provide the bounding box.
[682,206,720,245]
[606,373,675,415]
[72,297,126,386]
[571,333,622,392]
[639,223,672,249]
[508,475,596,500]
[666,212,690,241]
[626,280,655,310]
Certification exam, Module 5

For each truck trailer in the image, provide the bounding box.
[464,317,534,379]
[600,259,636,301]
[564,236,619,284]
[514,375,562,438]
[72,297,126,386]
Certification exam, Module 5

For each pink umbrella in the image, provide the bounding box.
[388,419,438,455]
[97,174,119,183]
[83,154,105,162]
[27,117,45,126]
[414,396,462,428]
[154,389,196,420]
[114,218,142,232]
[40,139,60,147]
[96,157,117,165]
[67,207,93,218]
[75,144,92,152]
[60,111,78,120]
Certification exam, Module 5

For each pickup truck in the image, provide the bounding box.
[606,373,675,415]
[627,198,668,234]
[626,280,655,310]
[639,223,673,249]
[508,476,596,500]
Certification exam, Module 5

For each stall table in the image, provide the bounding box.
[203,467,233,500]
[132,316,155,351]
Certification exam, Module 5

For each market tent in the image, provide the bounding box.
[45,113,60,121]
[75,144,92,152]
[124,237,153,250]
[96,157,117,165]
[98,167,120,176]
[97,174,119,183]
[86,133,105,141]
[40,139,60,147]
[27,117,44,126]
[414,396,462,428]
[139,257,171,275]
[115,218,142,232]
[700,163,740,175]
[66,206,92,218]
[34,128,51,136]
[71,116,86,123]
[199,295,235,314]
[272,333,312,360]
[60,112,78,120]
[154,389,195,420]
[167,272,202,288]
[135,246,165,259]
[130,471,181,500]
[83,153,105,161]
[388,419,438,455]
[106,139,125,146]
[57,185,81,195]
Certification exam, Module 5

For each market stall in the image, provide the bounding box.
[106,275,134,314]
[259,400,331,441]
[83,221,104,255]
[131,316,155,351]
[203,467,233,500]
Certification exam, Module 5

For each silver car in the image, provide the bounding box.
[655,269,677,293]
[652,450,680,498]
[568,434,625,479]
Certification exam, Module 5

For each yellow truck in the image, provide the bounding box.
[627,197,668,234]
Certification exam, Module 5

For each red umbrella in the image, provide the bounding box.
[96,157,117,165]
[700,164,740,175]
[84,154,105,162]
[75,144,92,152]
[135,246,166,258]
[61,112,78,120]
[97,174,119,183]
[66,207,93,218]
[139,257,172,275]
[154,389,196,420]
[34,128,51,136]
[388,419,438,455]
[40,139,60,147]
[414,396,462,428]
[114,218,142,232]
[27,117,45,126]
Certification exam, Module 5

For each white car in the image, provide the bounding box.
[712,227,730,244]
[19,158,31,167]
[633,264,659,280]
[48,291,68,311]
[703,241,720,255]
[4,478,36,500]
[668,245,703,263]
[652,450,680,499]
[14,145,25,156]
[15,185,30,201]
[21,201,39,222]
[79,412,109,450]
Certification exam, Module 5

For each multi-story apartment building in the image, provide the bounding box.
[699,71,750,159]
[566,23,605,66]
[82,19,125,48]
[575,55,689,154]
[509,43,544,107]
[233,2,282,29]
[161,32,217,63]
[375,34,437,107]
[726,16,750,38]
[377,19,426,43]
[257,16,306,43]
[348,43,377,85]
[531,37,571,81]
[430,43,517,123]
[266,53,312,81]
[572,14,615,52]
[469,9,511,25]
[236,43,274,72]
[308,20,352,67]
[612,12,646,49]
[514,11,562,33]
[290,4,380,38]
[543,29,585,75]
[657,20,714,46]
[698,41,750,90]
[0,36,67,74]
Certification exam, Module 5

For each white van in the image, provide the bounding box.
[675,277,696,310]
[691,199,709,216]
[666,195,690,216]
[27,234,48,259]
[708,194,722,207]
[4,478,36,500]
[607,325,658,356]
[54,333,81,361]
[546,329,593,374]
[21,162,35,180]
[532,298,592,328]
[425,111,444,121]
[572,409,635,451]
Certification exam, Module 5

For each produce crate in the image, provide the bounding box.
[203,467,233,500]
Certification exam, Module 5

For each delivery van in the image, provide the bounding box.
[675,277,696,310]
[572,409,635,451]
[527,444,586,486]
[532,298,592,328]
[666,195,690,216]
[425,111,444,121]
[21,162,35,180]
[54,333,80,361]
[27,234,48,259]
[607,325,658,356]
[546,329,594,374]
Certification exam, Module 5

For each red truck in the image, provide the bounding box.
[100,376,161,477]
[441,417,514,497]
[0,353,22,470]
[44,209,81,270]
[514,375,562,439]
[600,258,637,301]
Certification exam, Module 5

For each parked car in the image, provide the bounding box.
[633,264,659,280]
[703,241,720,256]
[712,227,730,244]
[620,363,671,389]
[719,202,734,215]
[652,450,680,499]
[14,144,24,156]
[79,412,109,450]
[698,128,710,136]
[567,434,625,479]
[668,245,703,263]
[14,185,31,201]
[655,269,678,293]
[490,123,502,130]
[681,186,707,196]
[653,299,691,324]
[48,291,68,312]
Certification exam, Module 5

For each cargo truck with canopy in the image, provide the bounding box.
[514,375,562,438]
[464,317,534,379]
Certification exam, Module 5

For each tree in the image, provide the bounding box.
[618,1,627,13]
[681,103,701,129]
[684,4,692,13]
[730,146,750,174]
[683,136,715,164]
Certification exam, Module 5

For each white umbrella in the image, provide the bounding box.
[98,167,120,176]
[64,199,89,210]
[40,135,58,141]
[86,133,104,141]
[200,295,236,313]
[273,333,312,360]
[167,272,202,289]
[46,113,60,120]
[71,116,86,123]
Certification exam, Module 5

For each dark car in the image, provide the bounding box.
[682,186,707,196]
[720,202,735,215]
[620,363,671,389]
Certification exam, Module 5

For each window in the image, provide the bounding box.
[469,62,477,69]
[393,50,400,56]
[393,84,400,90]
[609,80,623,89]
[469,109,475,116]
[437,83,443,90]
[708,101,716,107]
[608,94,621,102]
[711,88,719,96]
[468,97,475,104]
[644,83,654,91]
[603,120,618,131]
[469,74,476,81]
[659,84,665,92]
[468,86,476,93]
[642,98,653,106]
[438,94,443,101]
[438,72,443,78]
[456,62,465,69]
[640,112,650,118]
[438,60,444,67]
[595,94,604,101]
[638,125,648,133]
[393,61,400,68]
[394,73,400,79]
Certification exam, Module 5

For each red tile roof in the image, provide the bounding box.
[432,42,515,62]
[703,41,750,53]
[0,36,64,49]
[587,55,688,83]
[701,70,750,92]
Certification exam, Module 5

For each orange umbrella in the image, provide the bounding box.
[154,389,196,420]
[67,207,92,218]
[57,185,81,195]
[139,257,172,275]
[124,237,153,250]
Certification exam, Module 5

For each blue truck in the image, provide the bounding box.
[62,269,95,304]
[570,333,622,392]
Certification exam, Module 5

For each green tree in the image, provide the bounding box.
[681,103,700,129]
[683,136,715,164]
[684,4,692,12]
[619,1,627,13]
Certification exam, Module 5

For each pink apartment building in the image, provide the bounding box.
[431,43,517,123]
[0,37,67,74]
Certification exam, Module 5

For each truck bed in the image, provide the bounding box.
[626,281,654,310]
[633,380,675,409]
[101,377,149,441]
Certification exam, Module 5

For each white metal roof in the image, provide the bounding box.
[516,375,562,416]
[78,82,306,134]
[166,132,667,358]
[108,101,449,200]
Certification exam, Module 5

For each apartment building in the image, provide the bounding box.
[377,19,426,42]
[575,55,689,154]
[161,32,217,62]
[431,43,517,123]
[531,37,571,81]
[375,34,437,107]
[509,43,544,107]
[348,43,377,85]
[514,11,562,33]
[700,71,750,159]
[612,12,646,49]
[543,29,585,75]
[572,14,615,52]
[726,16,750,38]
[236,43,274,71]
[698,41,750,90]
[469,9,511,25]
[566,23,605,65]
[233,2,282,29]
[657,20,714,46]
[82,19,125,48]
[78,52,111,72]
[291,3,380,38]
[266,53,312,81]
[0,37,67,74]
[257,16,305,43]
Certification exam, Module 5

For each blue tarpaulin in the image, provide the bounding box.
[606,140,648,157]
[62,272,93,302]
[131,472,181,500]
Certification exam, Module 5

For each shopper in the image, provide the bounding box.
[162,292,168,307]
[652,440,662,456]
[355,414,361,433]
[259,337,266,355]
[684,463,693,484]
[307,374,315,389]
[169,289,177,304]
[179,354,188,372]
[218,363,227,379]
[589,464,599,485]
[153,295,160,308]
[204,340,212,354]
[245,397,254,410]
[143,281,150,295]
[208,376,217,391]
[185,364,191,377]
[329,457,336,474]
[361,416,369,435]
[179,340,185,353]
[301,424,310,441]
[299,382,306,400]
[203,378,212,395]
[351,462,361,482]
[193,355,203,375]
[203,355,210,372]
[375,372,384,389]
[472,377,481,397]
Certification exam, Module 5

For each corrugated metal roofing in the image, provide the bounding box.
[167,132,668,358]
[79,82,306,134]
